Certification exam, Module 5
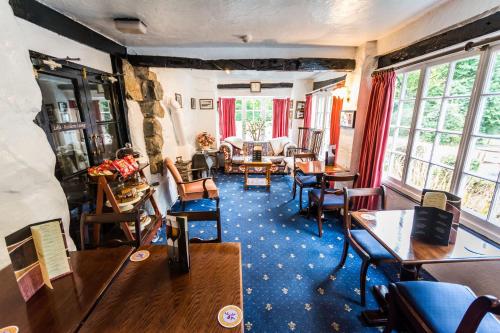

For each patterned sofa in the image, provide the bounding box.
[220,138,296,174]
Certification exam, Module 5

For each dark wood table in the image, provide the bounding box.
[295,160,347,175]
[351,210,500,325]
[0,246,133,333]
[80,243,243,333]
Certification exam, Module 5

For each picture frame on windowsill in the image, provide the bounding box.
[340,110,356,128]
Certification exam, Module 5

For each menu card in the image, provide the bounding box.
[5,219,72,301]
[411,206,453,246]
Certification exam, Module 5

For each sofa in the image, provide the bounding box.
[219,136,296,174]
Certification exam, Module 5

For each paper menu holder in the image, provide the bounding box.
[5,219,72,301]
[411,206,454,246]
[420,189,461,244]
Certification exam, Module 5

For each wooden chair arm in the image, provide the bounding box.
[178,177,212,185]
[287,147,309,156]
[456,295,500,333]
[179,178,214,199]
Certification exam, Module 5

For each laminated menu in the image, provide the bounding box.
[411,206,454,246]
[5,219,72,301]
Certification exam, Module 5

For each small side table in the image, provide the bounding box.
[242,156,272,191]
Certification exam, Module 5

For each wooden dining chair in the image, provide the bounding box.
[307,173,359,237]
[336,186,397,306]
[80,211,141,250]
[292,152,319,210]
[384,281,500,333]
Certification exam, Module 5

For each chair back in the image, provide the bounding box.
[165,157,186,194]
[80,211,141,250]
[297,127,311,150]
[309,129,324,156]
[343,186,386,230]
[325,144,336,166]
[317,173,359,204]
[293,152,316,173]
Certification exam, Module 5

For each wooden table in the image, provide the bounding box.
[351,210,500,325]
[295,160,347,175]
[0,246,133,333]
[242,156,272,190]
[80,243,243,333]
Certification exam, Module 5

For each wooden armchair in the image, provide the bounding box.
[285,129,324,173]
[336,186,397,306]
[292,152,319,211]
[307,173,358,237]
[384,281,500,333]
[165,157,220,211]
[80,211,141,250]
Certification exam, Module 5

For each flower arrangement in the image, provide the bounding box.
[196,131,215,149]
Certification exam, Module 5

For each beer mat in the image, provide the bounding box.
[129,250,150,262]
[360,213,376,221]
[218,305,243,328]
[0,326,19,333]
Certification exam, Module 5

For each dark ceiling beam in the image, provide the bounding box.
[312,75,347,90]
[217,82,293,89]
[127,55,355,71]
[9,0,126,56]
[377,11,500,68]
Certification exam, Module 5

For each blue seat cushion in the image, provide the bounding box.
[350,230,393,260]
[310,189,344,206]
[396,281,500,333]
[295,175,318,186]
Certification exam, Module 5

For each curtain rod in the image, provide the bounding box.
[306,80,345,96]
[374,34,500,73]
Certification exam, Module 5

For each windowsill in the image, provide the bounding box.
[382,179,500,246]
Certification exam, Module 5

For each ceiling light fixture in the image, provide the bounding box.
[114,18,147,34]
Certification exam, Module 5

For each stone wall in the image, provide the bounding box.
[122,60,166,173]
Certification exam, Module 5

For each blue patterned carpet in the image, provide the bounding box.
[153,174,418,332]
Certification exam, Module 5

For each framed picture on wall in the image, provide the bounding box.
[340,110,356,128]
[175,93,183,107]
[295,101,305,119]
[199,99,214,110]
[191,98,196,109]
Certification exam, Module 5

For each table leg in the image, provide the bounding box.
[244,165,248,190]
[361,264,418,326]
[266,166,271,191]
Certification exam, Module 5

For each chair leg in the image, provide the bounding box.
[292,179,297,199]
[337,239,349,269]
[360,259,370,306]
[307,192,312,218]
[299,187,303,211]
[181,200,186,211]
[317,205,323,237]
[216,208,222,243]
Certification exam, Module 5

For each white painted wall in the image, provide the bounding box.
[377,0,500,55]
[290,79,314,144]
[16,18,112,73]
[0,3,77,269]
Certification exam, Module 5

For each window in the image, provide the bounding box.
[311,93,333,156]
[234,97,273,140]
[383,46,500,232]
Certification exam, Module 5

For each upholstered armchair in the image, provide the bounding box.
[384,281,500,333]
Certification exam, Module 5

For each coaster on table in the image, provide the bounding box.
[360,213,376,221]
[218,305,243,328]
[129,250,150,262]
[1,326,19,333]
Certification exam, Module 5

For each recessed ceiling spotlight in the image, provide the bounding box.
[224,69,231,74]
[114,18,147,34]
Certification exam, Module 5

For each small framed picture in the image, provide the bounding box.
[250,82,261,93]
[175,93,183,107]
[295,101,305,119]
[191,98,196,109]
[199,99,214,110]
[340,110,356,128]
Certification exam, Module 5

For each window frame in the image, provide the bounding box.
[233,96,274,141]
[382,45,500,242]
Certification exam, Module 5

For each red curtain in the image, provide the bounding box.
[218,98,236,140]
[355,70,396,210]
[303,94,312,128]
[329,96,343,164]
[272,98,290,138]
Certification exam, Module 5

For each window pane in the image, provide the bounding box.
[235,99,242,110]
[97,123,120,160]
[464,137,500,181]
[442,98,469,132]
[387,127,396,150]
[412,130,435,161]
[449,56,479,96]
[403,70,420,99]
[52,129,90,177]
[235,110,242,121]
[426,165,453,191]
[460,175,496,219]
[418,99,441,129]
[254,99,261,110]
[432,133,461,167]
[490,191,500,226]
[388,153,405,180]
[400,101,415,127]
[390,101,399,126]
[246,99,253,110]
[90,83,115,121]
[477,96,500,136]
[38,74,82,123]
[394,74,403,99]
[486,52,500,93]
[394,128,409,153]
[424,63,449,97]
[407,159,429,189]
[383,152,390,174]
